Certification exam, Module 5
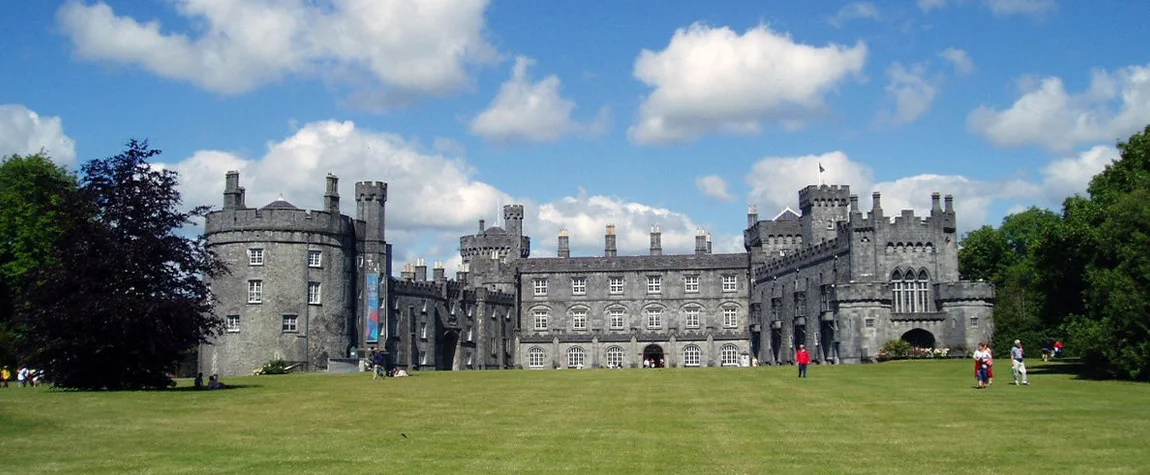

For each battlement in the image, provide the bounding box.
[503,204,524,220]
[204,208,352,236]
[937,281,995,302]
[391,278,444,298]
[754,237,848,281]
[799,184,851,209]
[354,181,388,202]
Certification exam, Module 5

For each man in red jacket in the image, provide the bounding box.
[796,344,811,378]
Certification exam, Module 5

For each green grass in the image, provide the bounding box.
[1,359,1147,474]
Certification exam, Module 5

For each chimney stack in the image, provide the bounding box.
[456,262,469,284]
[850,194,859,213]
[747,204,759,228]
[414,258,427,282]
[706,233,713,254]
[649,225,662,256]
[605,224,617,257]
[478,218,485,234]
[401,263,415,281]
[433,261,445,283]
[558,229,570,258]
[324,173,339,213]
[871,191,883,220]
[944,194,954,213]
[695,229,707,255]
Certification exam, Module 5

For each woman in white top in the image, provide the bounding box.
[973,343,992,389]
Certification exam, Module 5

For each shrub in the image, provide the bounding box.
[255,359,288,375]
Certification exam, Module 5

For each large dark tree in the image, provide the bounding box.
[16,140,224,389]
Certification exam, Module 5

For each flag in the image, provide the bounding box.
[818,162,825,173]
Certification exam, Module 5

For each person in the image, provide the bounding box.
[208,374,225,390]
[1054,340,1064,359]
[1011,339,1029,386]
[1041,340,1052,362]
[194,372,204,389]
[371,349,386,381]
[796,344,811,378]
[973,343,992,389]
[986,345,995,385]
[17,365,29,387]
[0,365,9,388]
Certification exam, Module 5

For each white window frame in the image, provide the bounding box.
[605,346,624,368]
[609,308,625,330]
[528,347,545,368]
[533,278,548,296]
[307,250,322,268]
[683,345,702,367]
[970,317,979,328]
[225,315,240,332]
[723,306,738,328]
[722,275,737,292]
[307,282,321,305]
[684,275,699,293]
[248,248,264,266]
[865,318,875,328]
[571,277,586,296]
[571,308,587,330]
[247,280,263,303]
[685,307,701,328]
[646,275,661,294]
[609,277,624,294]
[533,309,549,331]
[282,314,298,333]
[720,344,739,366]
[567,347,586,368]
[646,307,662,329]
[419,322,428,339]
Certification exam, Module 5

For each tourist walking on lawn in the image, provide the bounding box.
[1054,340,1064,359]
[973,343,992,389]
[1011,340,1029,386]
[371,349,386,380]
[0,365,9,388]
[796,344,811,378]
[17,364,29,387]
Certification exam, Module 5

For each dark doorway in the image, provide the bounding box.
[793,325,807,357]
[770,328,782,364]
[901,328,936,349]
[642,344,665,368]
[820,321,836,362]
[438,330,460,370]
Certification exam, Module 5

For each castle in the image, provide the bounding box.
[200,174,994,376]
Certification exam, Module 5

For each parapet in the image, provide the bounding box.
[799,184,851,210]
[503,204,524,221]
[204,207,353,236]
[354,181,388,202]
[754,238,848,281]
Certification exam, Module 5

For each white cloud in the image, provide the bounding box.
[873,174,1037,233]
[628,23,867,145]
[829,2,880,27]
[918,0,948,12]
[746,151,875,215]
[1039,145,1119,201]
[985,0,1057,18]
[938,48,974,75]
[696,175,734,201]
[469,56,608,144]
[0,104,77,168]
[968,63,1150,152]
[56,0,497,102]
[877,62,938,126]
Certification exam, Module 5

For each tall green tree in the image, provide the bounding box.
[16,140,225,389]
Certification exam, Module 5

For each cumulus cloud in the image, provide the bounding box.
[696,175,734,201]
[628,23,867,145]
[829,2,880,27]
[917,0,948,12]
[938,48,974,75]
[56,0,497,103]
[469,56,609,144]
[877,62,939,127]
[985,0,1057,18]
[0,104,77,168]
[1038,145,1119,201]
[968,63,1150,152]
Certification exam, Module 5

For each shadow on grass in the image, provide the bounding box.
[40,383,263,393]
[1027,359,1112,381]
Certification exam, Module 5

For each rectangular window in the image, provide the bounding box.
[248,248,264,266]
[282,314,298,332]
[247,280,263,303]
[646,276,661,294]
[533,310,549,331]
[307,282,321,305]
[722,275,737,292]
[533,278,548,296]
[571,277,586,295]
[970,317,979,328]
[820,285,832,312]
[420,322,428,339]
[571,309,587,330]
[356,256,364,268]
[793,292,807,317]
[225,315,240,332]
[723,306,738,328]
[646,308,662,329]
[609,308,625,330]
[685,307,700,328]
[865,318,876,328]
[609,276,624,294]
[684,275,699,293]
[307,250,322,267]
[770,298,782,320]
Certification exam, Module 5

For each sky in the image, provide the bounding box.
[1,0,1147,275]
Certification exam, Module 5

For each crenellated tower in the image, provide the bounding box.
[799,184,851,247]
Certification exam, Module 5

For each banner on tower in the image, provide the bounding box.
[365,273,381,343]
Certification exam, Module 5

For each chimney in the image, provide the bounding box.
[324,173,339,213]
[944,194,954,213]
[649,225,662,256]
[747,204,759,228]
[414,258,427,282]
[695,229,707,255]
[871,192,883,220]
[850,194,859,213]
[223,171,242,210]
[433,261,445,283]
[478,219,485,234]
[605,224,617,257]
[558,229,570,258]
[401,263,415,281]
[706,233,713,254]
[456,262,469,284]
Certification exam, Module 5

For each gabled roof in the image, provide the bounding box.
[772,207,800,221]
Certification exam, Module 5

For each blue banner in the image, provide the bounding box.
[365,273,381,343]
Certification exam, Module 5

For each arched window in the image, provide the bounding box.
[720,344,739,366]
[903,269,915,312]
[605,346,625,368]
[567,347,586,368]
[916,269,930,312]
[528,347,545,368]
[682,345,702,367]
[891,269,904,313]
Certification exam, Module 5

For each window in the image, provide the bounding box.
[419,322,428,339]
[307,282,321,305]
[722,275,737,292]
[609,308,625,330]
[865,318,875,328]
[247,280,263,303]
[307,250,322,267]
[528,347,545,368]
[892,269,930,313]
[225,315,240,332]
[793,292,807,317]
[685,307,701,328]
[419,351,428,365]
[533,278,548,296]
[916,270,930,312]
[684,275,699,293]
[646,275,661,294]
[820,285,832,312]
[970,317,979,328]
[571,308,587,330]
[533,309,549,330]
[770,298,782,320]
[723,306,738,328]
[646,307,662,329]
[356,256,364,268]
[567,347,586,368]
[571,277,586,295]
[720,344,739,366]
[248,248,264,266]
[609,276,624,294]
[282,314,298,332]
[683,345,702,367]
[605,346,625,368]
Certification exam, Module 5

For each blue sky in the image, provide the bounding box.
[2,0,1147,274]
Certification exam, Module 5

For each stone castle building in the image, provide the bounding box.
[201,174,993,376]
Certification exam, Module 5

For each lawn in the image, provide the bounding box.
[1,359,1147,474]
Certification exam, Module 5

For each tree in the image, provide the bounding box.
[0,152,77,366]
[16,140,225,389]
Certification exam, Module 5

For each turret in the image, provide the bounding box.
[695,228,707,255]
[223,171,246,210]
[799,184,850,246]
[870,191,884,222]
[649,225,662,256]
[558,229,570,258]
[748,204,759,228]
[324,173,339,214]
[355,181,388,243]
[605,224,617,257]
[504,204,524,237]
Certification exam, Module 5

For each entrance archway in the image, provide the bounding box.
[642,344,665,368]
[437,330,460,370]
[901,328,936,349]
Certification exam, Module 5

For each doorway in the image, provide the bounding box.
[642,344,665,368]
[901,328,936,349]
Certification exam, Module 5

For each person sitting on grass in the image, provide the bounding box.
[208,374,226,390]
